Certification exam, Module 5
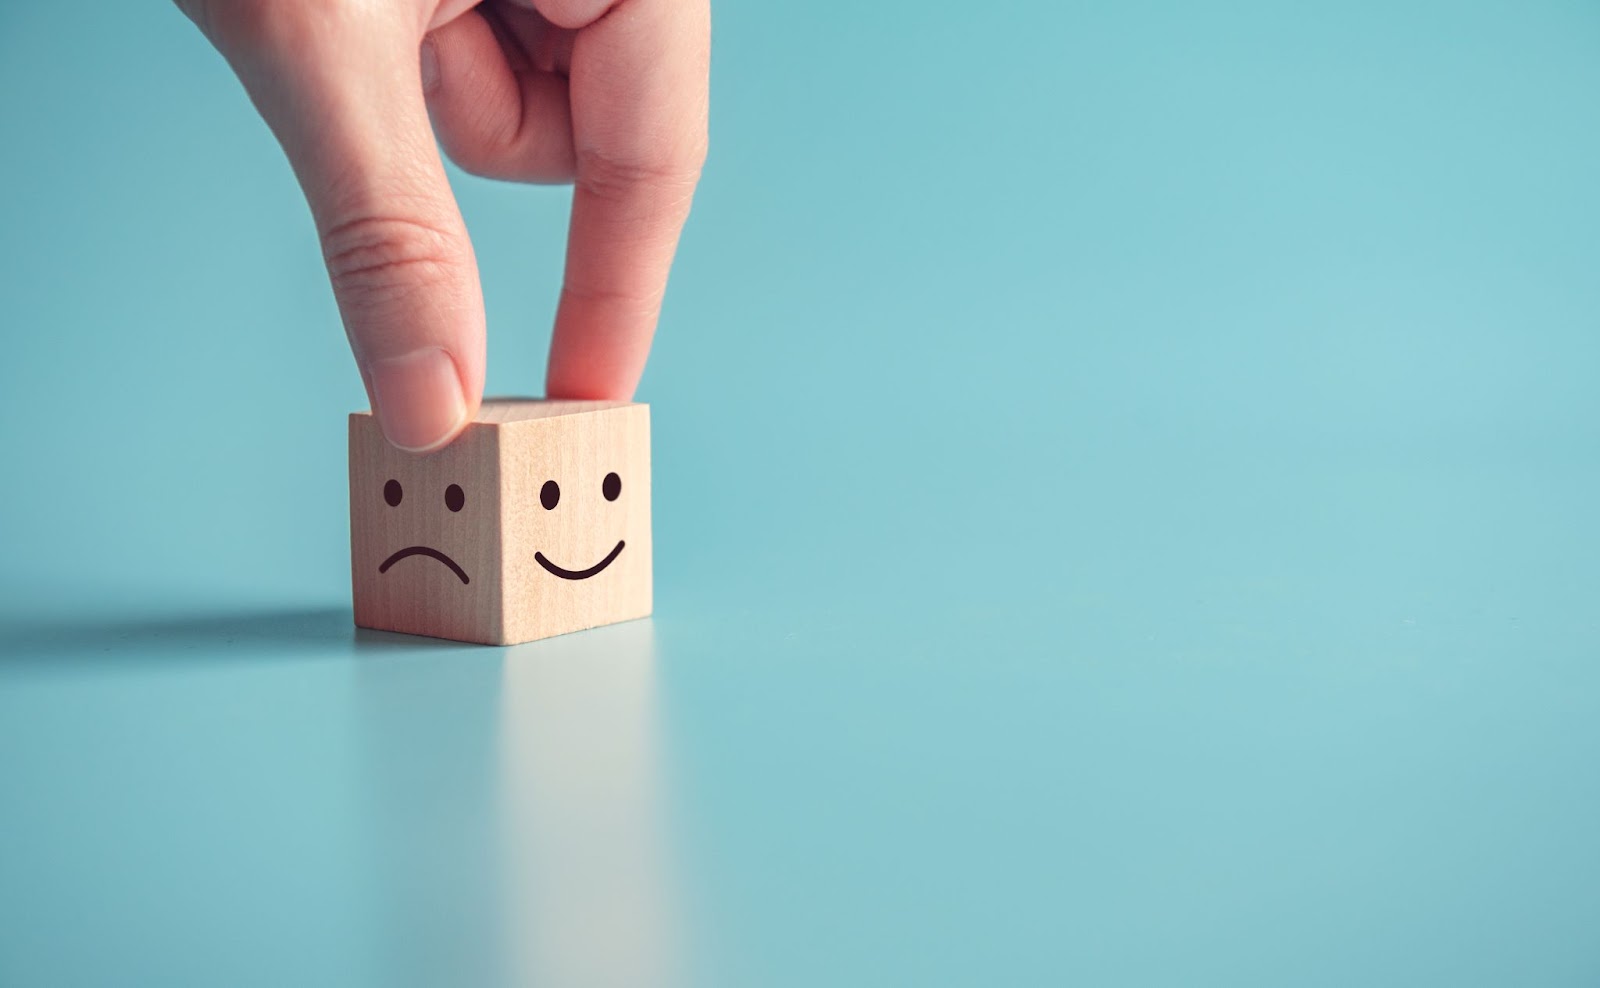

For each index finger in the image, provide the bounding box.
[540,0,710,399]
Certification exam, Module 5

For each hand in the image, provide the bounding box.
[176,0,709,450]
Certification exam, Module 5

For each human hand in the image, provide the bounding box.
[176,0,708,450]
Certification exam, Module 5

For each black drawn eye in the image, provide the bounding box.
[602,472,621,501]
[540,480,560,510]
[384,479,403,507]
[445,484,465,512]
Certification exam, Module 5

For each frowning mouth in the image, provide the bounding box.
[534,541,625,581]
[379,546,470,584]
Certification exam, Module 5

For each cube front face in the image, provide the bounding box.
[349,400,651,645]
[500,404,652,644]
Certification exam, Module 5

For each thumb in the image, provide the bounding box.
[204,5,484,452]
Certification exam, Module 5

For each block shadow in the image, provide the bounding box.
[0,604,465,676]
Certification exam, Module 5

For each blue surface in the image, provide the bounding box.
[4,2,1600,985]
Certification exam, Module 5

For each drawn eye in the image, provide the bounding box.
[602,472,621,501]
[384,479,402,507]
[445,484,465,512]
[540,480,560,510]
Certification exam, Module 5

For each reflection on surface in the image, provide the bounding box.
[352,618,678,988]
[354,634,508,986]
[0,599,680,985]
[499,619,682,988]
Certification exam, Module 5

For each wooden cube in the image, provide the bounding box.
[349,399,652,645]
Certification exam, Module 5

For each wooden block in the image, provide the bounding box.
[349,399,652,645]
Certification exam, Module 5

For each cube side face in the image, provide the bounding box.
[500,404,652,644]
[349,415,505,644]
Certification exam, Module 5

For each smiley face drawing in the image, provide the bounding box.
[350,400,653,645]
[531,471,626,580]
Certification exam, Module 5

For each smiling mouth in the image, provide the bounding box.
[379,546,470,584]
[534,541,625,581]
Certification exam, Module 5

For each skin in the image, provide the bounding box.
[175,0,709,451]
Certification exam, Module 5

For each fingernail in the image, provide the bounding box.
[368,347,468,452]
[420,37,440,94]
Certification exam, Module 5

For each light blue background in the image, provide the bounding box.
[3,2,1599,985]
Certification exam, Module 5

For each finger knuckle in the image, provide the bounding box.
[575,145,704,205]
[562,278,665,313]
[321,215,465,307]
[439,130,537,183]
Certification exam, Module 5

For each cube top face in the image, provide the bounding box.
[476,398,633,423]
[350,400,651,645]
